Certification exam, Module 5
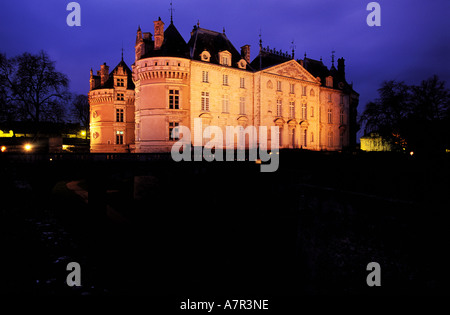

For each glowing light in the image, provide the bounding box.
[81,131,86,136]
[1,146,6,152]
[255,159,262,164]
[24,144,32,152]
[410,151,414,156]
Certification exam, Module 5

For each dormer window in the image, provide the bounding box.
[238,59,247,69]
[326,76,333,87]
[200,50,211,62]
[219,51,232,66]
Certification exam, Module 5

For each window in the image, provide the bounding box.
[277,99,282,117]
[116,108,124,122]
[289,101,295,119]
[154,62,158,66]
[311,106,314,117]
[117,93,124,101]
[222,56,228,66]
[290,83,295,94]
[277,81,282,91]
[223,74,229,86]
[116,131,124,145]
[310,89,315,97]
[116,78,124,87]
[302,86,307,96]
[169,122,179,140]
[311,132,314,143]
[202,71,209,83]
[201,92,210,111]
[169,89,180,109]
[328,109,333,123]
[340,95,344,105]
[239,97,246,115]
[340,109,344,124]
[339,132,344,147]
[240,77,245,89]
[328,93,332,102]
[328,131,333,147]
[302,129,307,147]
[222,94,229,113]
[301,103,307,120]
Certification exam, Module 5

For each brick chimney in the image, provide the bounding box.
[241,45,250,63]
[100,63,109,86]
[154,17,165,50]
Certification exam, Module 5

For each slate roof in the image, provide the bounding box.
[187,26,252,70]
[140,22,188,59]
[91,60,135,91]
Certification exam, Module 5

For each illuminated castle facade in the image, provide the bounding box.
[89,17,359,153]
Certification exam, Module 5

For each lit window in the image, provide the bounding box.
[202,71,209,83]
[239,97,246,115]
[169,89,180,109]
[116,108,124,122]
[116,131,124,145]
[277,99,282,117]
[169,122,179,140]
[201,92,210,111]
[222,94,229,113]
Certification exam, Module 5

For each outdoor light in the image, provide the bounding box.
[1,146,6,153]
[410,151,414,156]
[81,131,86,136]
[24,144,32,152]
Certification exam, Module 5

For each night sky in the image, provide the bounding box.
[1,0,449,140]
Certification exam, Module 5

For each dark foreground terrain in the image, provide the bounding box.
[1,150,449,302]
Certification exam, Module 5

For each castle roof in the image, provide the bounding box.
[91,60,135,91]
[187,26,252,70]
[140,22,188,59]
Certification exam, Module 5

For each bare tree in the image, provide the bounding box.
[0,51,69,134]
[71,94,90,139]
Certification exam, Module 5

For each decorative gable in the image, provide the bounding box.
[264,60,320,83]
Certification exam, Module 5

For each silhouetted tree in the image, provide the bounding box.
[71,94,90,139]
[0,51,69,134]
[359,75,450,152]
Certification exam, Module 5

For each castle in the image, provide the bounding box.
[89,17,359,153]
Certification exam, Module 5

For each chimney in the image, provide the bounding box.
[100,63,109,86]
[338,58,345,78]
[154,17,165,50]
[241,45,251,63]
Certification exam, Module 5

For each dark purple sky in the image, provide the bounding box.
[1,0,449,139]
